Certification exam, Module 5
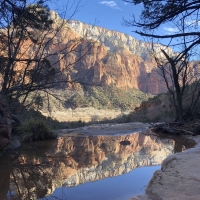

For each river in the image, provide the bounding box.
[0,123,196,200]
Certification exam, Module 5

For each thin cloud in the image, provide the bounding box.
[185,19,200,26]
[99,1,122,10]
[163,27,178,33]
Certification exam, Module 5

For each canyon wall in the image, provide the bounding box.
[1,11,175,95]
[47,12,173,94]
[66,20,175,93]
[68,20,174,59]
[66,20,170,93]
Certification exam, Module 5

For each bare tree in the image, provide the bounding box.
[153,48,200,121]
[123,0,200,121]
[0,0,96,111]
[123,0,200,53]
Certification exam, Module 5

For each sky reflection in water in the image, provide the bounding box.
[43,165,160,200]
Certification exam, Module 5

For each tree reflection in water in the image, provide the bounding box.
[5,157,53,199]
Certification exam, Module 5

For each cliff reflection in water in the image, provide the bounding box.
[1,129,195,200]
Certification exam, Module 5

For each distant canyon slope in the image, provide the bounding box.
[64,15,175,94]
[45,12,179,95]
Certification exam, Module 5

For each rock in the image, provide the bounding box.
[67,20,189,94]
[10,11,192,95]
[0,94,12,151]
[145,147,200,200]
[37,12,176,94]
[129,135,200,200]
[69,40,165,94]
[68,20,174,60]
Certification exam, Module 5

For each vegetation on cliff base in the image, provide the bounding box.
[64,85,153,111]
[13,108,65,142]
[17,118,57,142]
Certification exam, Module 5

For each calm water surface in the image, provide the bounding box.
[0,128,196,200]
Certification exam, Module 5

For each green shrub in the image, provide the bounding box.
[18,108,65,130]
[164,110,175,118]
[150,115,161,122]
[17,118,57,142]
[65,85,153,110]
[68,120,86,128]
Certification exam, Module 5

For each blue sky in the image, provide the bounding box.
[48,0,144,40]
[49,0,178,43]
[72,0,143,39]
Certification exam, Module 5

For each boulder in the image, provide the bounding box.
[0,94,12,151]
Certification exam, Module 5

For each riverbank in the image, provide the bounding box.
[42,107,132,122]
[56,122,150,136]
[131,135,200,200]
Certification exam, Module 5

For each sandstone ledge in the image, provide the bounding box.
[131,136,200,200]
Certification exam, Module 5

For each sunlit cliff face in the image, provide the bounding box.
[0,129,179,200]
[0,11,172,95]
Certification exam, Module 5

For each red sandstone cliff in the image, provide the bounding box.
[0,11,177,95]
[59,28,167,94]
[38,11,174,94]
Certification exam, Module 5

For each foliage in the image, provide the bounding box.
[65,85,153,110]
[0,0,54,98]
[154,52,198,120]
[140,94,162,107]
[19,108,66,129]
[17,118,57,142]
[129,92,176,122]
[68,120,86,128]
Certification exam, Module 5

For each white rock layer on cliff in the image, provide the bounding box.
[68,20,174,60]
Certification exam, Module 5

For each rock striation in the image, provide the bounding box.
[43,12,175,94]
[65,20,168,93]
[66,20,175,93]
[68,20,174,59]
